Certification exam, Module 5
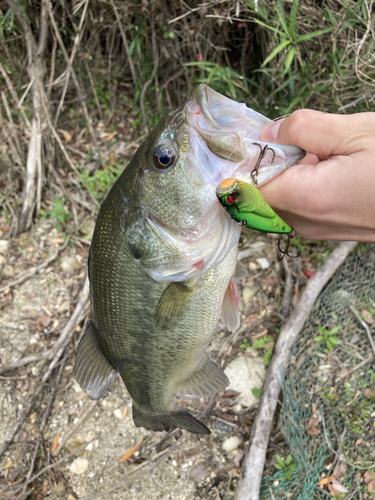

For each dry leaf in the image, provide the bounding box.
[317,475,333,486]
[307,417,321,435]
[188,464,210,483]
[1,224,10,232]
[57,129,72,144]
[364,388,375,400]
[332,461,347,480]
[355,438,364,446]
[224,389,241,398]
[122,405,128,418]
[336,368,350,380]
[120,438,144,462]
[234,449,245,467]
[328,479,349,497]
[51,433,60,454]
[364,471,375,484]
[37,314,52,328]
[4,458,13,469]
[368,480,375,494]
[362,309,374,324]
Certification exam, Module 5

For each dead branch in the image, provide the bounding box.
[3,437,97,500]
[0,276,89,457]
[54,0,90,124]
[0,233,70,293]
[109,0,138,89]
[281,257,293,319]
[21,355,67,497]
[350,305,375,357]
[52,400,98,456]
[79,433,188,500]
[46,0,103,166]
[0,276,90,373]
[0,61,31,127]
[234,241,358,500]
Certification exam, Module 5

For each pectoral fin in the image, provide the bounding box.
[154,282,195,330]
[235,261,248,280]
[175,354,229,397]
[74,322,117,400]
[220,277,240,332]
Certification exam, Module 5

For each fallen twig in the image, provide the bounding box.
[281,257,293,319]
[20,354,67,498]
[0,247,59,293]
[350,305,375,357]
[0,276,89,372]
[79,433,187,500]
[52,400,98,456]
[3,438,97,500]
[234,241,358,500]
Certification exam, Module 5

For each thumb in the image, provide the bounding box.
[259,109,373,157]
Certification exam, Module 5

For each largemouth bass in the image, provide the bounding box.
[74,85,305,434]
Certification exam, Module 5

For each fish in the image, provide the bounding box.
[74,84,305,435]
[216,178,292,234]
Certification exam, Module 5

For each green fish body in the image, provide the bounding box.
[74,85,305,434]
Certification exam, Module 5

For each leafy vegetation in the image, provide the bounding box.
[314,325,340,352]
[274,454,297,480]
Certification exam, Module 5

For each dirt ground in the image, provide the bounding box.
[0,131,332,499]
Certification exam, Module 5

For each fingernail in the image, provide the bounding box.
[260,120,282,143]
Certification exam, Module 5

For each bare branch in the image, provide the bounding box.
[234,241,358,500]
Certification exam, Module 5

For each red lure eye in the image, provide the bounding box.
[227,193,236,204]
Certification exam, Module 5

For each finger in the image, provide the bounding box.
[260,110,375,157]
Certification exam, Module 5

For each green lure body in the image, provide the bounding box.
[216,178,292,234]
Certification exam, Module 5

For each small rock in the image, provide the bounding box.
[256,257,270,269]
[60,255,81,274]
[222,436,241,452]
[69,457,89,474]
[68,495,76,500]
[55,481,66,497]
[0,240,9,254]
[17,232,32,248]
[79,218,94,237]
[2,265,14,278]
[237,241,266,260]
[248,261,258,271]
[224,356,266,407]
[113,408,123,419]
[242,286,258,304]
[245,347,259,358]
[66,437,87,453]
[189,464,210,483]
[0,254,6,264]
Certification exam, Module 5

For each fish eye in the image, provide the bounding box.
[153,148,176,170]
[226,193,236,204]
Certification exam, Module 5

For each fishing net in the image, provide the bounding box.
[260,244,375,499]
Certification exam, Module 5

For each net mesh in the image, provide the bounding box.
[260,244,375,499]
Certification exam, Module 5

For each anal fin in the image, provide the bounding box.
[74,322,117,400]
[175,354,229,397]
[220,276,240,332]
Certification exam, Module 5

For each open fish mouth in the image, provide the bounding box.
[186,84,305,188]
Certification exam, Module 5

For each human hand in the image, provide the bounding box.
[258,109,375,242]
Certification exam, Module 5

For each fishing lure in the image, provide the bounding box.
[216,177,296,261]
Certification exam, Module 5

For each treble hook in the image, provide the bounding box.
[278,230,299,262]
[251,143,276,186]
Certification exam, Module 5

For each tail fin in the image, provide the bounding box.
[132,406,210,435]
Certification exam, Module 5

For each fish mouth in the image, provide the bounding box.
[187,84,305,188]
